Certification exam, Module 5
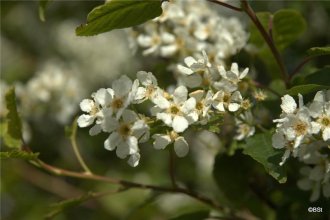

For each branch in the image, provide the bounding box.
[33,158,225,212]
[289,56,314,81]
[241,0,289,87]
[207,0,243,12]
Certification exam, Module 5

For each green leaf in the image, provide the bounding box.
[286,84,330,96]
[76,0,162,36]
[291,66,330,87]
[273,9,306,51]
[38,0,50,22]
[0,150,39,160]
[45,193,93,219]
[306,46,330,57]
[169,210,209,220]
[242,132,287,183]
[3,87,22,148]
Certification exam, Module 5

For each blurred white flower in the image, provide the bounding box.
[130,0,248,62]
[309,90,330,141]
[18,63,84,124]
[234,111,255,141]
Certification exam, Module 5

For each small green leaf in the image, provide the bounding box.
[273,9,306,50]
[286,84,330,96]
[242,132,287,183]
[76,0,162,36]
[39,0,50,22]
[291,66,330,87]
[307,47,330,57]
[45,193,92,219]
[0,150,39,160]
[169,210,209,220]
[3,87,22,148]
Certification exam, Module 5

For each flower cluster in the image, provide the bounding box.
[77,58,254,166]
[16,63,85,124]
[129,0,247,64]
[272,90,330,201]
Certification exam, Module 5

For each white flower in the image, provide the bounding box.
[297,163,330,202]
[137,24,178,57]
[134,71,161,103]
[156,1,185,23]
[153,131,189,157]
[78,75,138,134]
[177,51,213,88]
[189,89,213,124]
[309,90,330,141]
[106,75,138,119]
[213,63,248,92]
[77,88,113,135]
[234,111,255,140]
[212,90,242,112]
[153,86,198,133]
[272,94,317,165]
[103,109,149,167]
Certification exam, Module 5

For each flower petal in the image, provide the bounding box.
[172,115,188,133]
[153,134,171,149]
[77,114,94,127]
[80,99,94,113]
[174,136,189,157]
[128,153,140,167]
[173,86,188,104]
[104,132,121,151]
[112,75,132,98]
[281,95,297,114]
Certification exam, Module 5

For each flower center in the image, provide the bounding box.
[294,121,308,136]
[223,93,230,103]
[90,104,99,116]
[145,85,155,98]
[111,98,123,110]
[118,123,131,138]
[319,115,330,127]
[241,99,251,110]
[169,105,180,115]
[169,131,178,141]
[196,101,204,111]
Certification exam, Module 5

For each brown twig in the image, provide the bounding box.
[289,56,314,81]
[240,0,289,87]
[33,158,225,211]
[207,0,243,12]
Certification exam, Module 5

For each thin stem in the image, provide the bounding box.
[289,56,314,81]
[70,119,92,174]
[252,80,281,98]
[207,0,243,12]
[169,146,177,188]
[241,0,289,87]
